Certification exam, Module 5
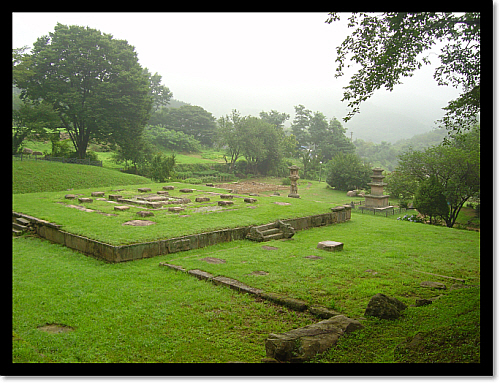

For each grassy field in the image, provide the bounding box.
[12,160,151,194]
[11,159,484,367]
[12,178,362,246]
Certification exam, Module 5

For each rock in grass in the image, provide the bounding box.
[420,281,447,290]
[364,293,407,319]
[265,315,363,361]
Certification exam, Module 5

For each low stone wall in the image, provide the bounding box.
[12,206,351,263]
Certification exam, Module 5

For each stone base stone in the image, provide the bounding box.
[168,207,185,213]
[317,241,344,252]
[288,193,300,198]
[114,206,130,211]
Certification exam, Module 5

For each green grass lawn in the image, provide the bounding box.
[163,212,480,317]
[13,160,151,194]
[12,236,315,363]
[11,160,483,366]
[12,181,354,246]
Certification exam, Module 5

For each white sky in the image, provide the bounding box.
[12,12,464,142]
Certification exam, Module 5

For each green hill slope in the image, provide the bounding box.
[13,160,151,194]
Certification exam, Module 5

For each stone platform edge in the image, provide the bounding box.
[12,206,351,263]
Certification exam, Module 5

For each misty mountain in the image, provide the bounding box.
[342,101,440,144]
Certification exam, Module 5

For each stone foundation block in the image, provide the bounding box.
[317,241,344,252]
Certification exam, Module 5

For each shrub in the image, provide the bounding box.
[397,214,424,223]
[183,178,203,184]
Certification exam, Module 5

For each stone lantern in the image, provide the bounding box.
[288,165,300,198]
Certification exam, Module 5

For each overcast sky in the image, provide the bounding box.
[12,12,464,142]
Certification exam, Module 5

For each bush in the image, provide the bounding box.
[183,178,203,184]
[148,153,176,183]
[397,214,424,223]
[325,153,372,191]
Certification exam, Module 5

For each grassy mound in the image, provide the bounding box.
[12,160,151,194]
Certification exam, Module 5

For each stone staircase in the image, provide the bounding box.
[12,217,32,236]
[246,220,295,242]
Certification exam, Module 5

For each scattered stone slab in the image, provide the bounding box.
[157,190,169,195]
[180,188,195,193]
[274,202,291,206]
[114,205,130,211]
[308,305,342,319]
[37,323,74,334]
[138,188,152,192]
[168,207,185,213]
[91,192,105,197]
[212,276,264,296]
[163,186,175,190]
[196,197,210,202]
[159,263,186,272]
[137,211,154,217]
[201,257,226,264]
[187,269,214,281]
[244,198,257,203]
[414,298,433,307]
[220,194,234,199]
[364,293,407,319]
[64,194,76,199]
[305,255,323,260]
[122,220,156,226]
[96,198,107,201]
[78,198,93,203]
[206,183,214,187]
[265,315,363,362]
[420,281,447,290]
[248,270,269,276]
[108,194,123,201]
[317,241,344,252]
[218,201,234,206]
[261,245,279,250]
[63,204,94,212]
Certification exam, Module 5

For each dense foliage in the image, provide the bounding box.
[325,152,372,191]
[327,12,480,135]
[13,23,153,159]
[388,127,480,227]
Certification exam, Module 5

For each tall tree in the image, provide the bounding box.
[259,110,290,130]
[14,23,152,159]
[391,141,479,228]
[166,105,217,147]
[216,110,244,171]
[290,104,311,148]
[414,175,449,225]
[143,68,173,112]
[308,111,329,153]
[326,12,481,135]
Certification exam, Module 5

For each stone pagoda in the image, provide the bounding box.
[362,167,391,210]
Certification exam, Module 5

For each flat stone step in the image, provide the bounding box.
[12,223,28,231]
[256,222,278,231]
[261,228,281,236]
[12,229,23,236]
[15,217,30,226]
[263,233,284,241]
